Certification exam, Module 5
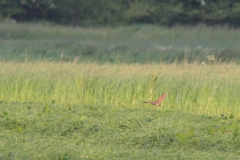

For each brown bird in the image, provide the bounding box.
[143,93,167,106]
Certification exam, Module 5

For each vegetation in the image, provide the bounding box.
[1,23,240,159]
[1,23,240,64]
[1,0,240,27]
[1,102,240,159]
[0,61,240,116]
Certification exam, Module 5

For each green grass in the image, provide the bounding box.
[1,23,240,159]
[1,61,240,159]
[1,102,240,159]
[0,61,240,117]
[0,23,240,63]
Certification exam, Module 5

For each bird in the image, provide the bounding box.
[143,93,167,106]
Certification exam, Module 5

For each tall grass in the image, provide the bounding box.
[1,61,240,117]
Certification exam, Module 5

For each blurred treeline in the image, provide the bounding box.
[1,0,240,27]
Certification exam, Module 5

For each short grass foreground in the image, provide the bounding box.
[1,102,240,159]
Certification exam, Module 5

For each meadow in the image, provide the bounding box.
[1,23,240,63]
[1,23,240,159]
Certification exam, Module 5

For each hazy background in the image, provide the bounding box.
[1,0,240,64]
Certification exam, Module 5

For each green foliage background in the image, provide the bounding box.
[1,0,240,27]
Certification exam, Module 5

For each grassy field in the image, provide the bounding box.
[1,23,240,159]
[1,102,240,159]
[0,61,240,159]
[1,61,240,116]
[1,23,240,63]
